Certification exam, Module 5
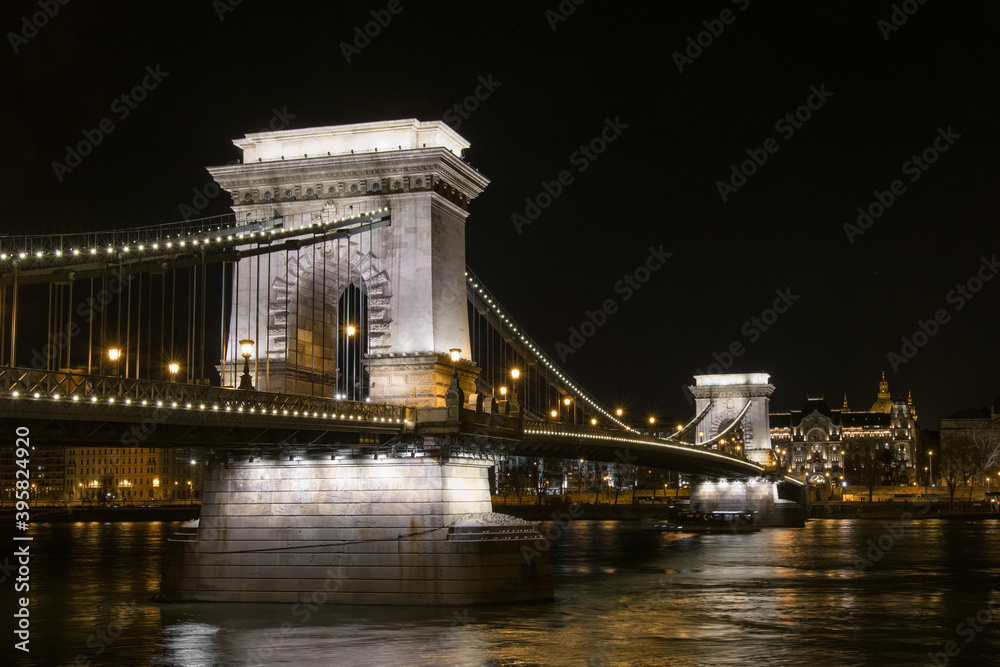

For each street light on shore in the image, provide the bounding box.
[168,362,179,383]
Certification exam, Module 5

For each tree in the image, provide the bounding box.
[96,473,115,508]
[966,427,1000,499]
[849,442,885,502]
[938,438,977,508]
[611,461,638,504]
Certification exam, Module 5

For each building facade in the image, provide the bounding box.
[770,373,919,483]
[63,447,205,503]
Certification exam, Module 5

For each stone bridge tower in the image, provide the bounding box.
[689,372,775,465]
[209,119,489,407]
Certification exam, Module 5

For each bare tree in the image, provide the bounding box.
[967,427,1000,499]
[847,442,884,502]
[938,437,978,508]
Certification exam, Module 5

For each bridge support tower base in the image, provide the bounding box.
[160,443,552,604]
[688,479,805,528]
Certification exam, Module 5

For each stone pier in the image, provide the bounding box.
[687,478,805,527]
[160,444,553,605]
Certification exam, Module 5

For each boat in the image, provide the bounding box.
[642,509,760,534]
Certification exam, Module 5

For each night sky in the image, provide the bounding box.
[1,1,997,429]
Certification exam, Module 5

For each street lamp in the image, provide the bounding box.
[616,408,623,417]
[238,339,254,390]
[108,348,121,377]
[509,368,521,417]
[928,450,934,487]
[591,418,597,426]
[168,362,179,383]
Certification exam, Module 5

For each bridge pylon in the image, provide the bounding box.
[209,119,489,407]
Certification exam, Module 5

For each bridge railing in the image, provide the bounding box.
[0,367,408,423]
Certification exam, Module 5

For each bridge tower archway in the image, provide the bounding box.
[689,373,775,465]
[212,119,490,407]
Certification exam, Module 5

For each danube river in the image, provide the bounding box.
[3,517,999,666]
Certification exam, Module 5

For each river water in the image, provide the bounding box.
[3,517,999,666]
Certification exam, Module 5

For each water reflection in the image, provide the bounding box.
[3,518,999,666]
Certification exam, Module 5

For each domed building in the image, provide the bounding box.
[770,373,919,483]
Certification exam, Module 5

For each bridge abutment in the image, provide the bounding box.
[688,478,805,527]
[160,442,552,605]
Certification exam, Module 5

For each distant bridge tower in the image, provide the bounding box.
[209,119,489,407]
[689,373,775,465]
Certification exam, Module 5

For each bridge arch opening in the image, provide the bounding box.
[337,279,369,401]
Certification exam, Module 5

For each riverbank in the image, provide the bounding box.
[810,500,998,519]
[0,505,201,523]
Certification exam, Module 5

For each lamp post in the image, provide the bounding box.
[928,450,934,487]
[168,362,179,383]
[238,339,254,390]
[108,348,121,377]
[563,396,573,424]
[510,368,521,418]
[343,325,356,399]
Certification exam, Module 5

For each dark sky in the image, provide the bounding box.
[1,1,997,429]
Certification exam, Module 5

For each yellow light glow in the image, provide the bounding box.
[550,410,557,418]
[499,386,507,396]
[168,362,179,374]
[346,325,356,337]
[449,348,461,362]
[511,369,520,379]
[108,348,121,361]
[239,339,254,358]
